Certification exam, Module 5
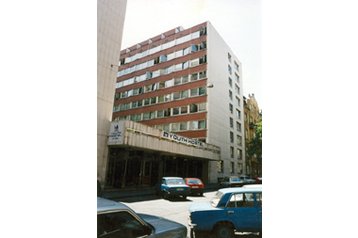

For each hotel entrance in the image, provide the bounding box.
[105,148,208,189]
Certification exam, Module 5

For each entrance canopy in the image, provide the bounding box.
[108,120,220,161]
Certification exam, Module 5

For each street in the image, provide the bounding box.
[122,191,260,238]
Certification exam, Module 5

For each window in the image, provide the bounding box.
[189,121,198,130]
[190,58,199,67]
[236,122,241,132]
[229,90,233,100]
[173,107,180,115]
[235,85,240,95]
[227,193,255,208]
[181,90,188,99]
[198,120,206,129]
[234,61,239,71]
[198,87,206,95]
[237,149,242,160]
[229,103,233,113]
[173,92,180,100]
[171,123,179,132]
[182,75,189,83]
[199,41,207,50]
[174,77,181,85]
[164,108,171,117]
[165,79,174,88]
[157,110,164,118]
[150,97,156,104]
[199,55,207,64]
[191,73,198,81]
[236,109,241,119]
[235,73,240,83]
[198,102,206,111]
[181,106,188,114]
[180,122,187,131]
[157,95,164,103]
[230,146,234,158]
[228,53,232,62]
[190,88,198,97]
[231,161,234,173]
[236,97,241,107]
[97,211,151,238]
[199,71,206,79]
[228,64,232,75]
[230,132,234,143]
[237,135,242,146]
[230,117,234,128]
[191,44,198,52]
[200,27,207,36]
[144,98,150,106]
[190,104,198,113]
[229,77,233,87]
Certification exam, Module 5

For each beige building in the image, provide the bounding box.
[244,93,262,176]
[97,0,127,185]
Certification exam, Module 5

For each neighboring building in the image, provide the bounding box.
[244,93,262,176]
[108,21,245,188]
[97,0,127,185]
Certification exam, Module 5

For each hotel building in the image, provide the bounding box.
[106,21,245,189]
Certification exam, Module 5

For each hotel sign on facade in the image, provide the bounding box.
[161,131,203,148]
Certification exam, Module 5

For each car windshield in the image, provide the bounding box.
[211,191,224,207]
[188,179,201,184]
[167,178,185,185]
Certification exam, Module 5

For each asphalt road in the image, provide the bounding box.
[122,191,260,238]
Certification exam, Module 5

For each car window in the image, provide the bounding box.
[97,211,151,238]
[167,178,185,185]
[188,179,201,184]
[227,193,255,208]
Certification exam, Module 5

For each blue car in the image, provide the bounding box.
[98,197,187,238]
[189,186,262,238]
[158,177,191,200]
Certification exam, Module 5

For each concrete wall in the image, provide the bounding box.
[206,22,245,182]
[97,0,127,183]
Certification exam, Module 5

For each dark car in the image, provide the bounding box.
[184,178,205,196]
[158,177,191,200]
[97,197,187,238]
[189,186,262,238]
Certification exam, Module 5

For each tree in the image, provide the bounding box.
[246,119,262,176]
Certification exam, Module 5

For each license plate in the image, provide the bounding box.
[192,186,199,188]
[177,188,184,191]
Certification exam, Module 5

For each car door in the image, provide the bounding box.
[255,192,262,229]
[226,192,260,231]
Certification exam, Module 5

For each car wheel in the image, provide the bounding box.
[183,195,187,200]
[214,223,234,238]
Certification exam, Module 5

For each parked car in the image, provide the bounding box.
[239,175,257,184]
[189,186,262,238]
[219,176,244,187]
[158,177,191,200]
[255,176,262,184]
[98,197,187,238]
[184,178,205,196]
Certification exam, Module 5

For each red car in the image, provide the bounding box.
[184,178,205,196]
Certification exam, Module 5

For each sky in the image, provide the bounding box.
[121,0,262,109]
